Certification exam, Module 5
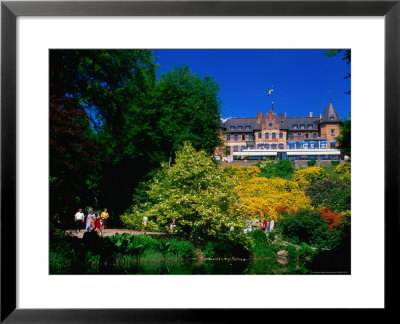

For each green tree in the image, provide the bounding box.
[336,117,351,156]
[121,142,243,240]
[155,65,223,160]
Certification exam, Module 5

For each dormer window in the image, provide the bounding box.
[293,124,298,129]
[238,126,243,130]
[308,124,313,129]
[245,126,250,130]
[300,124,305,129]
[269,122,273,127]
[330,116,335,120]
[230,126,235,130]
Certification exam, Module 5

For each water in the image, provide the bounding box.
[87,258,311,275]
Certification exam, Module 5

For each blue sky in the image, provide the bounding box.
[152,49,351,120]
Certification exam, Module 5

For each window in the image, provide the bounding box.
[233,146,238,152]
[271,144,277,149]
[297,132,301,139]
[305,133,309,139]
[265,144,270,149]
[279,143,284,149]
[242,134,246,140]
[265,133,269,139]
[249,134,253,140]
[238,126,243,130]
[234,134,238,141]
[331,129,335,136]
[258,132,262,139]
[226,134,230,141]
[330,116,335,120]
[308,124,313,129]
[279,132,283,139]
[230,126,235,130]
[269,122,273,127]
[300,124,305,129]
[241,145,246,151]
[313,133,317,138]
[245,126,250,130]
[272,132,276,139]
[293,124,298,129]
[290,133,294,140]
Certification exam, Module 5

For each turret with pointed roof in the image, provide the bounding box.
[320,102,341,124]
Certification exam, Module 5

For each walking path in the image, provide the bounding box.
[67,228,167,239]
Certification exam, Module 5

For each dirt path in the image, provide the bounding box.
[67,228,167,239]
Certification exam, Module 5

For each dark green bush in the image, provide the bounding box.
[331,160,340,166]
[258,160,294,179]
[307,159,316,167]
[304,178,351,212]
[167,238,195,259]
[276,209,337,249]
[201,234,251,259]
[248,230,275,258]
[286,245,298,262]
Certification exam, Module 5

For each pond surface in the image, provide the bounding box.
[89,258,312,275]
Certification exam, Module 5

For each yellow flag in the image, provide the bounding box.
[267,88,274,96]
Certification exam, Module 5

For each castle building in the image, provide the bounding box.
[217,102,343,160]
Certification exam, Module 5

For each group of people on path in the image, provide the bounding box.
[244,218,275,234]
[74,208,109,235]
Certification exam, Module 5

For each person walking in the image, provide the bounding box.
[74,208,85,233]
[142,216,148,233]
[95,213,102,235]
[270,219,275,232]
[266,220,270,233]
[100,208,109,233]
[86,210,95,231]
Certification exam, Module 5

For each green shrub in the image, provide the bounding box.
[276,209,336,249]
[331,160,340,166]
[167,238,195,259]
[304,179,351,212]
[248,230,275,258]
[307,159,316,167]
[286,245,298,262]
[258,160,294,179]
[201,234,251,259]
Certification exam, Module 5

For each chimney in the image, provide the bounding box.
[319,113,322,120]
[257,111,262,124]
[309,112,313,117]
[284,112,287,118]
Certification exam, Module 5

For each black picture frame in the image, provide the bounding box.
[1,0,398,322]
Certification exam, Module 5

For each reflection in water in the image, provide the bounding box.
[86,257,311,275]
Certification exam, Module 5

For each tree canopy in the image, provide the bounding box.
[121,142,243,240]
[50,51,223,223]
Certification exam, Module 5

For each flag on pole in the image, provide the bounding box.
[267,88,274,96]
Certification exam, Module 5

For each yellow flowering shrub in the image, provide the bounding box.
[335,162,351,184]
[232,177,312,222]
[232,166,261,183]
[293,166,328,189]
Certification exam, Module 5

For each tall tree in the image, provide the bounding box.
[49,96,99,221]
[155,65,223,161]
[336,117,351,156]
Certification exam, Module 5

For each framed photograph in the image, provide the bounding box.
[1,0,398,321]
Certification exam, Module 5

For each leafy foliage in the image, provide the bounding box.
[50,51,224,220]
[334,162,351,184]
[257,160,294,179]
[122,142,243,240]
[233,172,312,222]
[304,178,351,212]
[293,166,328,189]
[336,117,351,156]
[276,209,340,249]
